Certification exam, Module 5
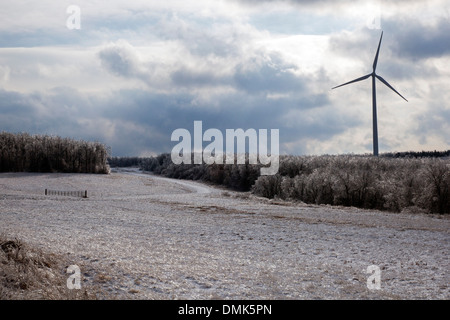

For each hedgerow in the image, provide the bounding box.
[137,153,449,214]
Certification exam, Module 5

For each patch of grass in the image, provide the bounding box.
[0,234,103,300]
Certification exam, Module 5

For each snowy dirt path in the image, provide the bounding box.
[114,167,217,195]
[0,171,448,299]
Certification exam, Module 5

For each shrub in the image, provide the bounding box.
[252,155,449,214]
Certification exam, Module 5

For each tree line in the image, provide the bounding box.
[381,150,450,158]
[121,152,449,214]
[0,132,110,174]
[107,156,142,168]
[253,155,449,214]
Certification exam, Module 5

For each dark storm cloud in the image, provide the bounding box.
[97,40,309,96]
[0,89,35,115]
[101,87,336,155]
[411,106,450,147]
[385,18,450,61]
[408,80,450,146]
[0,71,342,157]
[171,67,231,88]
[234,60,303,94]
[329,15,450,63]
[13,36,341,156]
[327,25,445,83]
[328,29,385,63]
[98,77,337,154]
[98,42,141,78]
[0,89,75,135]
[0,87,101,132]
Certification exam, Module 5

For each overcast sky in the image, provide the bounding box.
[0,0,449,156]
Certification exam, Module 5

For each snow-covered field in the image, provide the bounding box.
[0,169,448,299]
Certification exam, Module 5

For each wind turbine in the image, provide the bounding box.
[332,31,408,156]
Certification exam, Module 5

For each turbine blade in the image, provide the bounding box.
[373,31,383,71]
[376,74,408,102]
[331,74,371,90]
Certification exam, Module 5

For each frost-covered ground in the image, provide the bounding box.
[0,169,448,299]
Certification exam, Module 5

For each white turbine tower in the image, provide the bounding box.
[332,31,408,156]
